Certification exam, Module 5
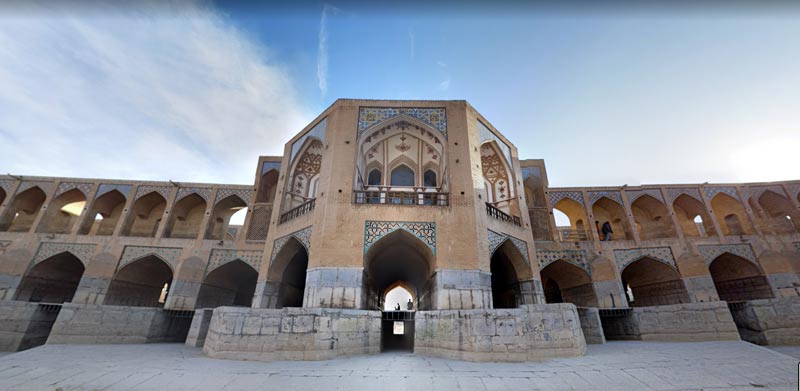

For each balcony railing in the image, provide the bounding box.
[555,227,589,241]
[279,198,316,224]
[353,188,449,206]
[485,202,521,227]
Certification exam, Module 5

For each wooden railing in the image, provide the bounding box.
[485,203,521,227]
[279,198,316,224]
[353,189,449,206]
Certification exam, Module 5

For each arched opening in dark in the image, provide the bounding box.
[390,165,415,187]
[423,170,437,188]
[267,238,309,308]
[621,257,690,307]
[0,186,47,232]
[709,253,774,302]
[673,194,715,238]
[710,193,753,235]
[195,260,258,308]
[104,255,173,307]
[121,192,167,237]
[15,252,85,303]
[490,240,531,309]
[592,197,633,240]
[757,191,800,234]
[539,260,598,307]
[80,190,126,235]
[368,169,382,186]
[256,169,279,203]
[205,195,247,240]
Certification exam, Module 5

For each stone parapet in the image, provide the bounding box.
[203,307,381,361]
[0,301,60,351]
[303,267,364,308]
[576,307,605,344]
[633,301,740,342]
[414,303,587,362]
[430,269,493,310]
[729,297,800,345]
[47,304,193,345]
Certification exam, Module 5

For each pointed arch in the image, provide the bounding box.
[121,191,167,237]
[539,259,598,307]
[256,169,279,203]
[80,189,126,236]
[285,137,323,210]
[631,194,675,239]
[592,196,633,240]
[553,198,590,241]
[710,193,753,235]
[164,193,206,239]
[15,252,85,303]
[389,162,416,187]
[673,194,715,237]
[205,194,247,240]
[105,255,174,307]
[621,257,689,307]
[709,252,773,302]
[267,237,309,308]
[36,188,86,234]
[480,140,517,214]
[196,259,258,308]
[0,186,46,232]
[757,190,799,234]
[491,240,532,309]
[364,229,435,310]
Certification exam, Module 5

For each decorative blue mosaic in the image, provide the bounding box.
[119,245,182,270]
[16,181,52,195]
[134,185,172,201]
[536,250,591,276]
[626,189,665,204]
[588,191,623,206]
[547,191,584,207]
[745,185,787,202]
[789,184,800,201]
[364,221,436,255]
[487,229,530,266]
[666,187,703,204]
[32,242,96,266]
[0,179,14,193]
[176,187,212,203]
[613,247,676,272]
[271,226,313,262]
[704,186,740,201]
[697,244,757,266]
[207,249,262,274]
[477,120,512,166]
[55,182,94,198]
[96,184,132,199]
[214,187,252,205]
[358,108,446,137]
[291,117,327,163]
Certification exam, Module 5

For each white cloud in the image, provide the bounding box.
[437,76,451,91]
[317,4,338,96]
[0,1,309,185]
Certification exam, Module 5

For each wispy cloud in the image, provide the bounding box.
[437,77,451,91]
[317,4,338,96]
[0,1,309,184]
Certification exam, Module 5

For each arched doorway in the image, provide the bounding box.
[539,260,598,307]
[195,260,258,308]
[104,256,173,307]
[0,186,46,232]
[364,229,434,352]
[267,237,309,308]
[673,194,715,237]
[592,197,633,240]
[490,240,532,309]
[709,253,774,302]
[15,252,85,303]
[631,195,675,239]
[121,192,167,237]
[164,193,206,239]
[621,257,690,307]
[37,189,86,234]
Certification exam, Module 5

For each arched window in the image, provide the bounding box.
[390,165,414,187]
[423,170,437,187]
[368,169,382,186]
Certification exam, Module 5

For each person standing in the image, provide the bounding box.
[406,298,414,311]
[601,221,613,241]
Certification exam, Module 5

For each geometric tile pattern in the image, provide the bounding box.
[789,184,800,201]
[358,107,446,137]
[16,181,52,195]
[119,245,183,270]
[626,188,665,204]
[0,179,14,193]
[697,244,757,266]
[207,249,262,274]
[55,182,94,198]
[477,120,511,165]
[547,190,584,207]
[704,186,740,201]
[666,187,703,204]
[95,184,133,199]
[176,187,212,203]
[613,247,676,272]
[291,118,327,163]
[745,185,787,201]
[214,187,253,205]
[588,190,623,206]
[536,249,591,276]
[134,185,172,201]
[32,242,96,266]
[364,221,436,254]
[487,229,530,266]
[271,226,313,262]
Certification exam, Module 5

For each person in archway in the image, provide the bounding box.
[395,303,401,311]
[406,298,413,311]
[601,221,613,241]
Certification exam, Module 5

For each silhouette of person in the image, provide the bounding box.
[395,303,401,311]
[601,221,613,241]
[406,298,413,311]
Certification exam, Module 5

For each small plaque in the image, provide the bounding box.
[393,321,404,335]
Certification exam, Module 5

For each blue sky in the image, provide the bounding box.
[1,1,798,187]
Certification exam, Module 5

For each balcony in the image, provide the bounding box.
[279,198,316,224]
[555,227,589,241]
[353,187,449,206]
[485,202,521,227]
